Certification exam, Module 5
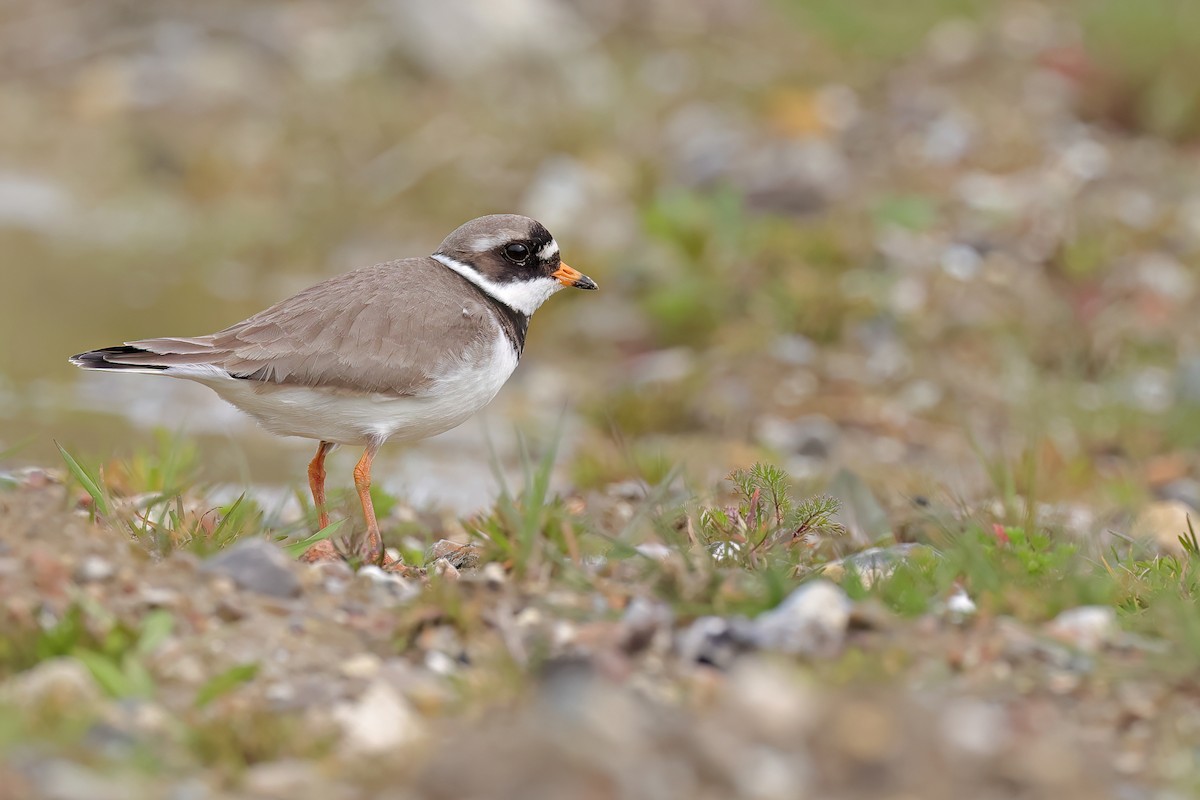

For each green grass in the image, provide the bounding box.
[0,603,172,692]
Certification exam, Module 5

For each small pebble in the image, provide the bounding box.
[1045,606,1117,654]
[752,580,851,658]
[75,554,115,583]
[139,587,180,608]
[332,680,424,755]
[424,539,481,569]
[200,539,301,599]
[1130,501,1194,555]
[339,653,383,680]
[634,543,673,561]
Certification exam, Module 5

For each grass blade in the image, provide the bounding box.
[54,441,110,517]
[73,650,132,698]
[194,662,260,708]
[136,610,175,656]
[283,519,346,558]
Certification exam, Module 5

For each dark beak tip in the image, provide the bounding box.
[577,276,598,290]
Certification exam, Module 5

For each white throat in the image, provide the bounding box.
[432,253,563,316]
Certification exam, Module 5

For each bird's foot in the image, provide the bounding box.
[298,531,424,578]
[298,539,341,563]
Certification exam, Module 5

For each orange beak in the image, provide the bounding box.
[552,263,598,290]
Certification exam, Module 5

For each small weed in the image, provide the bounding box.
[73,608,172,700]
[698,463,844,569]
[470,430,577,577]
[0,604,173,697]
[54,438,314,558]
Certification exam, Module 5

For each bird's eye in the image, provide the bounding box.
[504,242,530,262]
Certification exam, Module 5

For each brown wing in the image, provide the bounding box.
[120,257,497,396]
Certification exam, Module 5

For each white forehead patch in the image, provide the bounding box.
[538,240,559,261]
[432,254,564,316]
[466,233,511,251]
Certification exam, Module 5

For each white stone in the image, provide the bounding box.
[752,580,851,657]
[76,554,115,583]
[945,586,977,617]
[634,543,673,561]
[940,699,1008,757]
[332,680,423,755]
[1045,606,1117,653]
[338,653,383,680]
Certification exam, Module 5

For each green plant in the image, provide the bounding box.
[2,604,175,697]
[281,519,346,559]
[470,430,577,577]
[698,463,844,569]
[54,439,319,559]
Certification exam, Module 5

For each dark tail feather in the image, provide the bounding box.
[69,346,169,372]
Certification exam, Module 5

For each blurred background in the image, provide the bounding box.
[5,0,1200,519]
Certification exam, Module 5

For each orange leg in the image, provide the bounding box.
[308,440,333,529]
[354,443,384,565]
[299,441,337,563]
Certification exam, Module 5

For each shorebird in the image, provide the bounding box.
[71,214,597,567]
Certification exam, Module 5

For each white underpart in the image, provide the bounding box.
[163,332,520,446]
[431,253,563,316]
[538,239,559,260]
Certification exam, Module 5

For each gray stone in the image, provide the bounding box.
[822,543,935,588]
[357,565,421,605]
[32,761,135,800]
[676,615,757,668]
[621,597,673,654]
[755,414,839,459]
[752,580,851,658]
[424,539,481,569]
[1158,478,1200,511]
[200,539,301,598]
[431,558,461,581]
[827,469,892,547]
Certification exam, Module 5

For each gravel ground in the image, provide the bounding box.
[1,476,1194,799]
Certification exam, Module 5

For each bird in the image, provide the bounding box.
[70,214,597,568]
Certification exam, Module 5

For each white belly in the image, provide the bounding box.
[180,335,519,446]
